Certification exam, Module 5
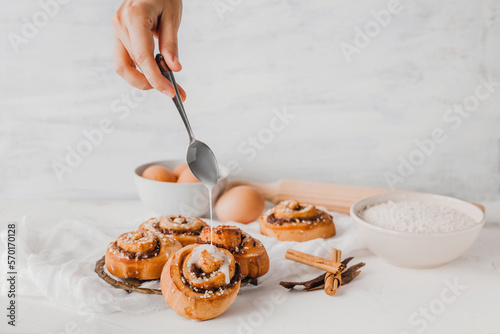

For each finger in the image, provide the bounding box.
[127,14,176,97]
[112,6,134,59]
[158,29,182,72]
[158,12,182,72]
[177,84,186,102]
[112,11,136,66]
[113,37,153,90]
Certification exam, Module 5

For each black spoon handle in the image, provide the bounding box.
[155,54,195,142]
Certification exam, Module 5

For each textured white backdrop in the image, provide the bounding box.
[1,0,499,200]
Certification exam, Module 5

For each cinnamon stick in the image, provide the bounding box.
[285,249,341,273]
[324,249,342,296]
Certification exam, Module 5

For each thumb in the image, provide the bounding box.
[159,22,182,72]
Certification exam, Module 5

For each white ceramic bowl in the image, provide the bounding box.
[350,192,485,269]
[134,159,229,217]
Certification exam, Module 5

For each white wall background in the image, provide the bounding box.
[1,0,499,201]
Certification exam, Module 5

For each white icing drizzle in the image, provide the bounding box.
[187,244,232,284]
[207,185,214,245]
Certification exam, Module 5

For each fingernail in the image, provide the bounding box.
[174,56,182,68]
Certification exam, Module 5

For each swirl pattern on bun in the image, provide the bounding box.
[160,244,241,320]
[138,215,208,246]
[105,231,182,280]
[259,200,336,242]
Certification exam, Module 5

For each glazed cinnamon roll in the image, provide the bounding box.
[259,200,336,242]
[197,225,269,279]
[160,244,241,320]
[138,215,208,246]
[105,231,182,280]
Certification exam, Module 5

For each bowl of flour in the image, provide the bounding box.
[350,192,485,268]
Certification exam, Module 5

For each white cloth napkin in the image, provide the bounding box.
[0,211,364,314]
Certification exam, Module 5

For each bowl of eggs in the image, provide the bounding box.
[134,159,229,217]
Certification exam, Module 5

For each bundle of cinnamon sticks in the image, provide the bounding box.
[280,248,365,295]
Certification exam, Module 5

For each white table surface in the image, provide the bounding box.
[1,199,499,334]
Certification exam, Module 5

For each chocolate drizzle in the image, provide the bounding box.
[190,263,212,279]
[266,212,331,225]
[152,220,204,236]
[112,238,161,260]
[158,227,202,236]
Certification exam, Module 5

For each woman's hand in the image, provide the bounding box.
[112,0,186,101]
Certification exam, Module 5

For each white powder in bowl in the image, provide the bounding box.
[361,200,478,233]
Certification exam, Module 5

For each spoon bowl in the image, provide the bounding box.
[187,140,219,188]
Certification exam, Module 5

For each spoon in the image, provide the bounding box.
[155,54,219,188]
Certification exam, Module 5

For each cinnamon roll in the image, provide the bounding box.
[259,200,336,242]
[197,225,269,279]
[138,215,208,247]
[161,244,241,320]
[105,231,182,280]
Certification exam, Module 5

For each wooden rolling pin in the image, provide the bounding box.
[227,179,485,215]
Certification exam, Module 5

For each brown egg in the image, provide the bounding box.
[216,186,265,224]
[142,165,176,182]
[177,168,200,183]
[172,163,189,178]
